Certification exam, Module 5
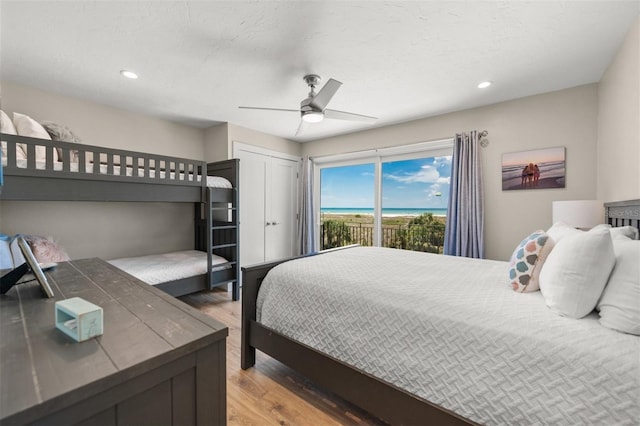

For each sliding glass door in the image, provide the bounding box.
[317,142,452,253]
[381,157,450,253]
[320,162,375,249]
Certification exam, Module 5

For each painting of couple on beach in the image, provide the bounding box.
[502,147,565,191]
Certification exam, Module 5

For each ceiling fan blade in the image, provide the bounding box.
[324,108,378,123]
[309,78,342,111]
[239,106,299,113]
[295,120,309,137]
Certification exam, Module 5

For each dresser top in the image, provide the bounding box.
[0,258,227,421]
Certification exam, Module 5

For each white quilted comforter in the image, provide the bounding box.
[257,246,639,425]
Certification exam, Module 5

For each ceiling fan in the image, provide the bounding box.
[239,74,378,136]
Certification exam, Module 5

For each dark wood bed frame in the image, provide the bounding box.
[1,133,240,299]
[241,199,640,425]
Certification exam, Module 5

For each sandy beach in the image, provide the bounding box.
[503,176,565,191]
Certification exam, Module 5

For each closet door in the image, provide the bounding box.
[235,143,299,274]
[265,157,298,262]
[237,150,267,268]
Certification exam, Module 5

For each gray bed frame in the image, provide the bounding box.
[241,199,640,425]
[1,133,240,300]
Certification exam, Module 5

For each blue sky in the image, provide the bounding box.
[320,156,452,209]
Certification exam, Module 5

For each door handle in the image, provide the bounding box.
[272,222,279,225]
[266,222,271,226]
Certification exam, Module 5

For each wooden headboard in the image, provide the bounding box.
[605,199,640,232]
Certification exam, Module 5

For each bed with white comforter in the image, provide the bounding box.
[109,250,230,285]
[256,246,639,425]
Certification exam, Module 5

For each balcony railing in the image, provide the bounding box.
[320,221,445,254]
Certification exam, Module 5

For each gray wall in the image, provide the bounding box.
[1,81,205,159]
[228,123,300,158]
[203,122,300,163]
[597,16,639,202]
[303,85,599,261]
[0,81,205,260]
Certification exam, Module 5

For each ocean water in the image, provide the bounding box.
[321,207,447,217]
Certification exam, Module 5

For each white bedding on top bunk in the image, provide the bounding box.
[257,246,640,425]
[1,157,232,188]
[108,250,230,285]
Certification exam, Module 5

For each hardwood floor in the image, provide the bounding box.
[180,289,387,426]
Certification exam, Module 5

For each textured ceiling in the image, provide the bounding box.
[1,1,638,142]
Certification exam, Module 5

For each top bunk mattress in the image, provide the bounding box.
[257,246,639,425]
[108,250,230,285]
[1,157,232,188]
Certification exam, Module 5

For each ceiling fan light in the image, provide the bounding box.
[302,110,324,123]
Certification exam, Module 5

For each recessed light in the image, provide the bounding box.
[120,70,138,79]
[477,81,492,89]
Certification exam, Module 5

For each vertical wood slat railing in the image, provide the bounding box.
[62,149,71,173]
[320,222,446,254]
[1,133,207,187]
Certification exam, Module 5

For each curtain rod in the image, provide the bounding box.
[309,130,489,162]
[310,137,454,163]
[479,130,489,147]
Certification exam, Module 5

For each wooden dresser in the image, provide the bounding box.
[0,258,227,425]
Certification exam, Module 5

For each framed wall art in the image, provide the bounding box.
[502,147,565,191]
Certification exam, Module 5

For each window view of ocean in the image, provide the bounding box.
[321,207,447,217]
[320,157,450,253]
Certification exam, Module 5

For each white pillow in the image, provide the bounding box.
[593,223,639,240]
[546,221,583,243]
[532,222,584,288]
[539,227,616,318]
[597,237,640,335]
[1,109,21,161]
[1,110,17,135]
[12,112,58,163]
[612,226,640,240]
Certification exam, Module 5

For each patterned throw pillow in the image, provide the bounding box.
[509,230,549,293]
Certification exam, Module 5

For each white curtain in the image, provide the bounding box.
[297,156,316,255]
[444,131,484,258]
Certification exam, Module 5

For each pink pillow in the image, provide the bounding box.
[25,235,70,263]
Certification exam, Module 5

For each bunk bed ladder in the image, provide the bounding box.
[207,186,240,301]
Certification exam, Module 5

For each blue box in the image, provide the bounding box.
[55,297,103,342]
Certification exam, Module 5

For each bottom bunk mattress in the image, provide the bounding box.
[256,246,639,425]
[109,250,230,285]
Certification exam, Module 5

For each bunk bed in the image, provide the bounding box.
[241,200,640,425]
[1,133,239,300]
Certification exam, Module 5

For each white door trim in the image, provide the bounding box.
[233,141,300,162]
